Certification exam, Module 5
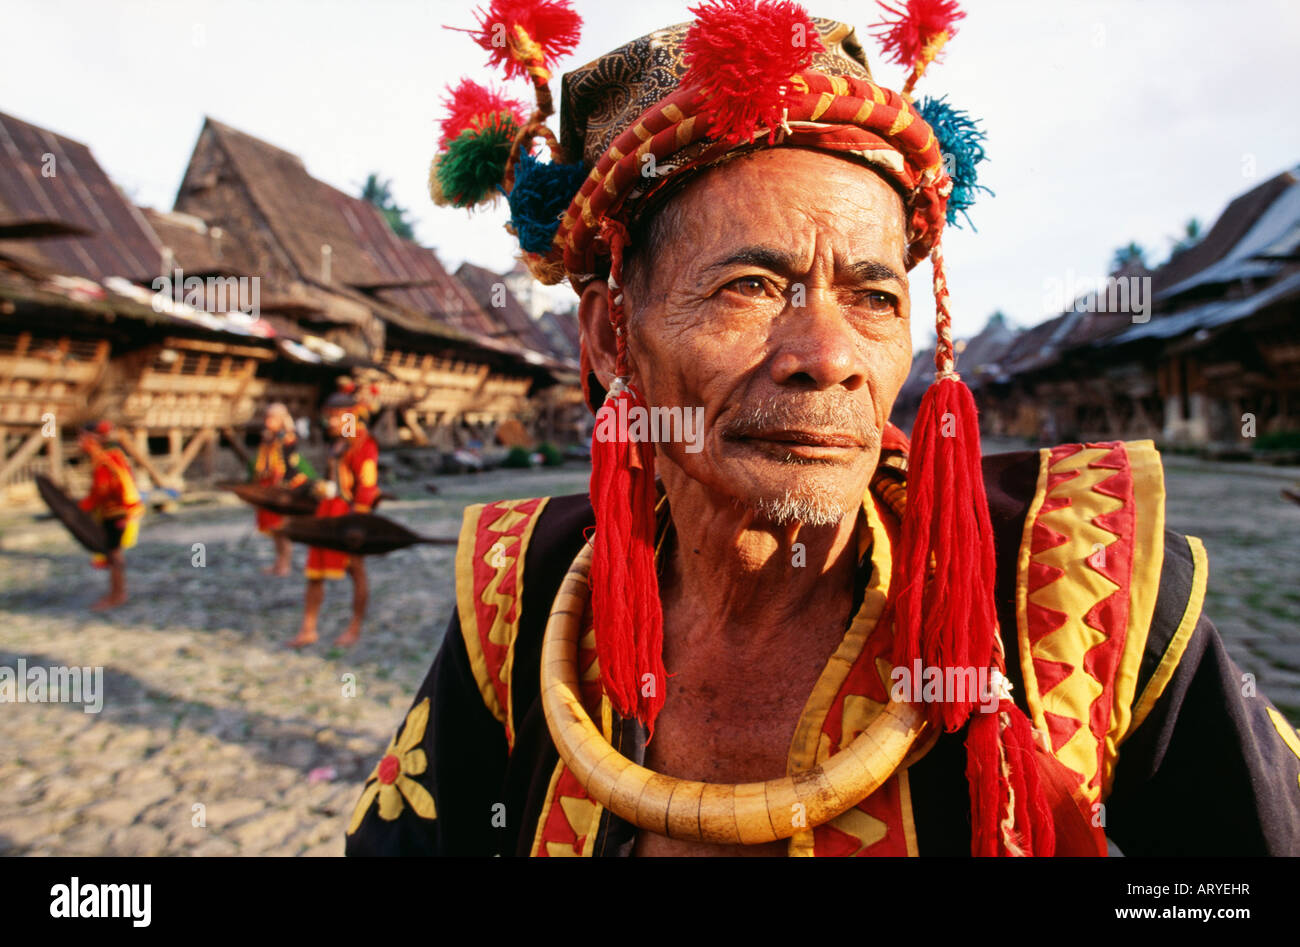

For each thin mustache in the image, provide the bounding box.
[720,395,880,448]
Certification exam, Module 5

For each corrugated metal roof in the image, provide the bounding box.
[1152,168,1297,297]
[1158,181,1300,299]
[1108,270,1300,345]
[0,110,162,283]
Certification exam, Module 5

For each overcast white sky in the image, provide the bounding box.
[3,0,1299,346]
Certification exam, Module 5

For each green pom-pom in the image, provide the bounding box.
[435,120,517,209]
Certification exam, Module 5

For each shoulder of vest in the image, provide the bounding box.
[453,495,555,752]
[348,434,378,459]
[1007,439,1177,803]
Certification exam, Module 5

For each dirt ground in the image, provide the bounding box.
[1,452,1296,855]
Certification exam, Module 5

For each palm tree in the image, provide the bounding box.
[1111,241,1147,273]
[360,173,415,240]
[1170,217,1203,256]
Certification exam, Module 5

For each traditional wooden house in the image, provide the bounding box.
[0,108,585,501]
[1101,171,1300,447]
[945,167,1300,449]
[455,262,585,443]
[0,110,290,498]
[170,118,575,448]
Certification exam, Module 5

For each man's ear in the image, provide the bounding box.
[578,279,619,392]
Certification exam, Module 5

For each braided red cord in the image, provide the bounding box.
[602,218,633,377]
[931,237,956,377]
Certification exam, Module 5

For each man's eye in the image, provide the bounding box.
[725,276,770,298]
[861,290,897,313]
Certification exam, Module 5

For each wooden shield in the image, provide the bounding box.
[35,475,109,554]
[274,512,454,555]
[219,481,320,515]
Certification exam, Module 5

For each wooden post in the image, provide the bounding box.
[403,409,430,446]
[47,427,64,484]
[0,429,46,484]
[117,429,173,490]
[203,431,217,478]
[166,428,215,478]
[168,428,183,470]
[220,426,253,467]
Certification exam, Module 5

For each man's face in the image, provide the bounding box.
[623,148,912,526]
[325,408,346,438]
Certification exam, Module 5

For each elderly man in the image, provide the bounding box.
[345,3,1300,856]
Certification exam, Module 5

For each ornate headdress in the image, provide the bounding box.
[323,377,380,420]
[433,0,1060,857]
[81,419,115,440]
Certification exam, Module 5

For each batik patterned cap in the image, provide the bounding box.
[559,18,872,167]
[549,10,954,290]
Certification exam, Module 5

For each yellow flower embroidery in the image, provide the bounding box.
[347,698,438,834]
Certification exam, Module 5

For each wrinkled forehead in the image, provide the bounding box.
[631,145,910,252]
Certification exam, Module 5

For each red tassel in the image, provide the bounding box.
[587,219,667,737]
[1002,703,1056,855]
[590,385,665,733]
[890,374,996,731]
[439,78,526,147]
[682,0,824,144]
[965,708,1001,856]
[871,0,964,69]
[892,237,1058,855]
[468,0,583,81]
[967,703,1057,856]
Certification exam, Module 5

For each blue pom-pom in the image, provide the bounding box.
[917,95,992,229]
[508,153,588,254]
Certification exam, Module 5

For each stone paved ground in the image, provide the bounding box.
[1160,455,1300,722]
[0,465,591,856]
[0,453,1296,856]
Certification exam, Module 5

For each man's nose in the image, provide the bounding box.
[769,289,866,391]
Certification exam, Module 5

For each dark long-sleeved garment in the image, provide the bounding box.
[345,445,1300,856]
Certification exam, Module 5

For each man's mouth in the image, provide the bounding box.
[732,429,867,461]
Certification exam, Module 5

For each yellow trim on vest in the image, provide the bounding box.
[455,503,504,728]
[1125,535,1208,741]
[1265,707,1300,791]
[1014,441,1168,802]
[1014,448,1055,730]
[529,761,566,857]
[1104,439,1166,795]
[579,800,606,857]
[455,498,551,749]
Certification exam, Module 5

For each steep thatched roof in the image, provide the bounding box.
[0,110,162,283]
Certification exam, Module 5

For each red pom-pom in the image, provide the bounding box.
[469,0,582,80]
[682,0,824,144]
[871,0,964,69]
[438,78,526,147]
